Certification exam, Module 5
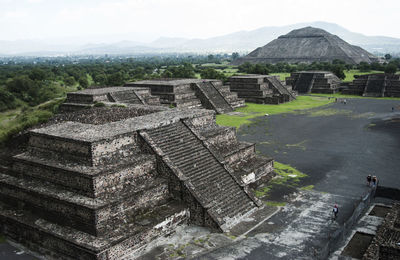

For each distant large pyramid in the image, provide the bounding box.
[233,27,379,65]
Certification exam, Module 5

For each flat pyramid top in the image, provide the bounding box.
[279,26,332,38]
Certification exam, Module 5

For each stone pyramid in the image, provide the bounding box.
[233,27,379,65]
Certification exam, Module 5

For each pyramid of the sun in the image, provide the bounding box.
[233,27,379,65]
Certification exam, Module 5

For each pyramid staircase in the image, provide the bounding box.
[108,89,144,104]
[267,76,297,100]
[140,121,259,231]
[363,74,387,97]
[193,81,234,114]
[294,73,315,93]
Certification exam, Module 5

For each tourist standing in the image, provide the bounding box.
[333,204,339,220]
[343,99,347,105]
[367,175,372,186]
[372,176,378,187]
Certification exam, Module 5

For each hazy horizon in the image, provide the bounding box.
[1,0,400,45]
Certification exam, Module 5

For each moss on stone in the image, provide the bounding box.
[300,185,315,191]
[265,201,286,207]
[0,234,6,243]
[255,161,308,199]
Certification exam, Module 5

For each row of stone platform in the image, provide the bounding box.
[0,106,274,259]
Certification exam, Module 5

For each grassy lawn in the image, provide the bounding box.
[216,96,334,129]
[200,61,230,67]
[343,70,383,82]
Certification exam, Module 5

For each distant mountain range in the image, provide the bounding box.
[1,21,400,56]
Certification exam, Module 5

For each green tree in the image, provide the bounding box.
[331,65,346,79]
[384,54,392,61]
[200,68,227,81]
[231,52,240,60]
[29,68,46,81]
[78,77,89,88]
[64,76,76,86]
[384,63,397,74]
[107,72,125,86]
[359,62,371,72]
[0,88,18,111]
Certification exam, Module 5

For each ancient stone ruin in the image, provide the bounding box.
[232,27,379,65]
[363,204,400,259]
[125,78,245,114]
[60,86,161,112]
[0,105,273,259]
[228,75,297,104]
[342,73,400,97]
[285,71,341,94]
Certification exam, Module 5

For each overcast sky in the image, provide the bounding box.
[1,0,399,43]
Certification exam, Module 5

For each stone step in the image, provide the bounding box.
[181,158,221,178]
[198,126,237,148]
[11,153,157,198]
[231,89,274,97]
[0,173,169,236]
[173,99,202,109]
[153,132,195,145]
[144,96,161,105]
[173,151,213,168]
[0,200,188,260]
[166,145,205,160]
[189,165,227,183]
[229,83,269,90]
[157,138,199,153]
[215,141,255,166]
[232,155,274,185]
[28,127,138,167]
[230,99,246,109]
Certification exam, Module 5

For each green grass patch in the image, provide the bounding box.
[265,201,286,207]
[216,96,334,129]
[343,70,383,82]
[0,234,5,243]
[255,161,307,198]
[273,161,307,184]
[300,185,314,191]
[303,108,353,117]
[286,140,307,150]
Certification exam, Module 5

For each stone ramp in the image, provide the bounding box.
[268,76,296,100]
[194,82,233,114]
[108,89,144,104]
[140,121,257,231]
[294,73,314,93]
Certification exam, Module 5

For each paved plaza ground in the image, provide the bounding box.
[192,98,400,259]
[2,97,400,259]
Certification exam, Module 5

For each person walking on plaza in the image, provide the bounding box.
[367,174,372,186]
[372,176,378,187]
[333,204,339,220]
